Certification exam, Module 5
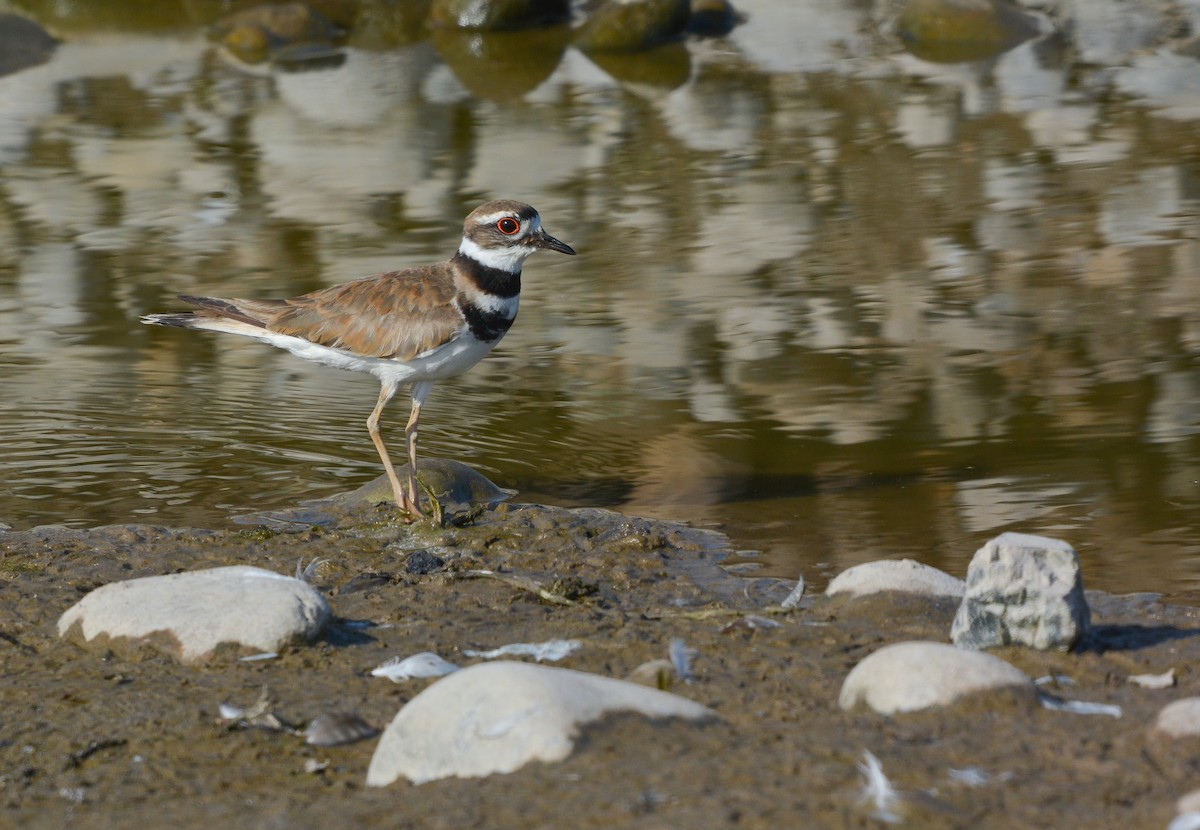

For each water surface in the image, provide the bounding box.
[1,0,1199,598]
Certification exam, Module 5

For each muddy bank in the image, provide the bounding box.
[2,493,1200,828]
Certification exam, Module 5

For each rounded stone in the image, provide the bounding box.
[825,559,965,599]
[839,640,1036,714]
[57,566,330,664]
[895,0,1042,63]
[1153,698,1200,739]
[367,661,714,786]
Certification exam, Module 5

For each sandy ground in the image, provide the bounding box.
[3,489,1200,829]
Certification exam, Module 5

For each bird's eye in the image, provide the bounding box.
[496,217,521,235]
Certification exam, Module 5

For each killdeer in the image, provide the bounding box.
[142,200,575,518]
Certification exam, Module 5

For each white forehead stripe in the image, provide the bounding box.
[473,210,539,228]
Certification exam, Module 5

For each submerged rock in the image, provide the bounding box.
[839,640,1036,714]
[366,661,714,785]
[951,532,1090,652]
[825,559,965,599]
[57,566,330,664]
[235,458,515,527]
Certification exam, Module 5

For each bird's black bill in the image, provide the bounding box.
[537,232,576,255]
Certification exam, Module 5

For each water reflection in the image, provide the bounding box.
[1,0,1199,601]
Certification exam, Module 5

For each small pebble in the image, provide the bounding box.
[306,712,379,746]
[406,551,446,574]
[720,615,782,633]
[1128,668,1175,689]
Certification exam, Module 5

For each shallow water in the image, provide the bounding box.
[1,0,1199,598]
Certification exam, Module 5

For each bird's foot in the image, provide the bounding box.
[417,479,445,528]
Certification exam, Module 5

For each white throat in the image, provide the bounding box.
[458,235,533,273]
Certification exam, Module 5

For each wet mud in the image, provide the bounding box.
[2,494,1200,828]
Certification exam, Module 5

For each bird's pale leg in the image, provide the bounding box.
[366,381,418,516]
[404,381,435,512]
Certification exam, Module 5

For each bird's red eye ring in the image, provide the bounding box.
[496,217,521,235]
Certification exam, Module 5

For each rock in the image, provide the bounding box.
[576,0,691,52]
[348,458,517,512]
[686,0,742,37]
[1180,790,1200,814]
[429,0,571,31]
[894,0,1042,64]
[580,41,692,90]
[1152,698,1200,739]
[1175,791,1200,830]
[1169,812,1200,830]
[366,661,714,785]
[57,566,330,664]
[0,14,56,78]
[951,532,1090,652]
[432,27,572,100]
[211,2,344,65]
[839,641,1036,715]
[825,559,965,599]
[233,458,515,527]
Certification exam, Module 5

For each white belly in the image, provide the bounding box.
[253,327,500,387]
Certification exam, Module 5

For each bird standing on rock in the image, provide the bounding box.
[142,200,576,519]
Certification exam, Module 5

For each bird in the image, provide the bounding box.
[141,199,576,518]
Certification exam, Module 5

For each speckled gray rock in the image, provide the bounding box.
[951,532,1090,651]
[366,661,714,786]
[825,559,964,599]
[839,641,1036,714]
[1152,697,1200,739]
[57,566,330,664]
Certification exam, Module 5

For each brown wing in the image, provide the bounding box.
[189,268,466,361]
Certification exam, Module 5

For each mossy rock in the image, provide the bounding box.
[433,26,570,99]
[211,1,344,64]
[896,0,1041,64]
[575,0,690,52]
[583,40,690,89]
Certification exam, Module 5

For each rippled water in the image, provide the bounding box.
[1,0,1200,599]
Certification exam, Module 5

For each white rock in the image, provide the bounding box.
[839,641,1036,715]
[1153,698,1200,739]
[366,661,714,786]
[825,559,965,599]
[57,566,330,664]
[951,532,1090,651]
[1179,789,1200,814]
